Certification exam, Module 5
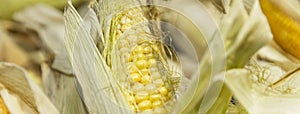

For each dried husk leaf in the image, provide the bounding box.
[13,4,73,75]
[0,62,59,114]
[41,63,86,114]
[12,4,87,113]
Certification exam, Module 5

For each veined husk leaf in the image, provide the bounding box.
[225,66,300,114]
[0,62,59,114]
[64,1,132,113]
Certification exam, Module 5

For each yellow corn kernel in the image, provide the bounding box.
[159,87,168,96]
[145,53,154,59]
[131,73,141,82]
[134,46,144,54]
[152,100,163,108]
[143,46,152,54]
[141,75,151,85]
[138,100,152,110]
[135,91,150,103]
[145,84,156,94]
[140,69,150,76]
[150,94,161,101]
[132,83,144,92]
[136,60,150,69]
[153,79,164,87]
[136,53,146,60]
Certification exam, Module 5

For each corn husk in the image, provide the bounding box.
[0,62,59,114]
[12,4,87,113]
[0,21,43,86]
[64,1,132,113]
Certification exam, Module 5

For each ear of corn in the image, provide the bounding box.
[110,7,178,113]
[65,1,180,113]
[260,0,300,59]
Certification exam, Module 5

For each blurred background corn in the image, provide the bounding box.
[110,7,176,113]
[0,97,9,114]
[0,0,83,19]
[260,0,300,59]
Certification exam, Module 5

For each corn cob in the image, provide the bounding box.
[0,96,9,114]
[110,7,176,113]
[260,0,300,59]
